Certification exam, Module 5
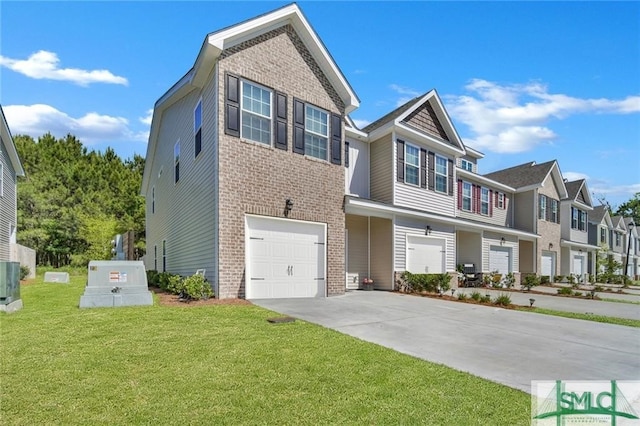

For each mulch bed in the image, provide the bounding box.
[150,287,252,307]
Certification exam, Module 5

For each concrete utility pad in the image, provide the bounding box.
[44,272,70,283]
[252,291,640,393]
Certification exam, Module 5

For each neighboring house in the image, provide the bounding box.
[609,216,627,272]
[484,161,568,278]
[141,4,358,298]
[559,179,599,281]
[343,91,537,290]
[622,217,638,278]
[0,105,25,261]
[587,204,614,275]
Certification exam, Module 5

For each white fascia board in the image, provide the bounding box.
[514,183,541,193]
[573,200,593,211]
[395,123,465,156]
[0,106,25,177]
[549,162,569,199]
[208,4,359,114]
[464,145,484,159]
[560,239,601,251]
[345,125,368,141]
[367,122,394,141]
[456,169,515,192]
[344,196,539,240]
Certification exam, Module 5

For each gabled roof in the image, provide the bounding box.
[483,160,568,198]
[611,215,626,231]
[623,217,637,234]
[142,3,360,194]
[564,179,593,209]
[363,90,466,155]
[0,105,25,177]
[589,205,612,226]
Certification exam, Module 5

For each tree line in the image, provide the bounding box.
[15,133,145,267]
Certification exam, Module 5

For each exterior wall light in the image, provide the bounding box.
[425,225,432,235]
[284,199,294,217]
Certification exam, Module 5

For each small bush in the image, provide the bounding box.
[180,274,213,301]
[20,265,30,281]
[493,294,511,307]
[540,275,550,285]
[522,274,540,291]
[594,285,604,292]
[166,275,183,294]
[502,273,516,289]
[480,295,492,303]
[457,293,467,301]
[470,291,482,301]
[554,275,564,283]
[557,287,573,296]
[146,270,159,286]
[401,272,449,293]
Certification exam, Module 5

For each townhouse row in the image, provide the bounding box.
[141,4,638,299]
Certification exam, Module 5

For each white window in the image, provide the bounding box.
[481,187,489,215]
[539,195,547,220]
[461,159,473,172]
[194,100,202,157]
[304,105,329,160]
[462,182,472,211]
[579,210,587,231]
[600,227,606,243]
[498,192,505,209]
[550,199,558,223]
[435,155,447,193]
[615,233,621,247]
[174,141,180,183]
[405,144,419,186]
[241,81,272,144]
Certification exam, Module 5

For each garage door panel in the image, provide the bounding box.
[406,236,445,274]
[247,216,326,299]
[489,247,511,275]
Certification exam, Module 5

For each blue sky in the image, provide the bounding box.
[1,1,638,207]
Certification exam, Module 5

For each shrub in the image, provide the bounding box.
[493,293,511,307]
[540,275,550,285]
[146,270,159,286]
[554,275,564,283]
[20,265,30,281]
[594,285,604,292]
[166,275,183,294]
[557,287,573,296]
[502,273,516,289]
[470,291,482,301]
[480,295,492,303]
[457,293,467,301]
[401,272,448,293]
[179,274,213,301]
[522,274,539,291]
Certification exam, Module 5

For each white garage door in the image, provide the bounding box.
[489,246,511,275]
[541,251,555,277]
[406,235,445,274]
[246,216,325,299]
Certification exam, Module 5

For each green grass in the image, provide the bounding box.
[2,274,531,425]
[598,297,640,305]
[516,307,640,328]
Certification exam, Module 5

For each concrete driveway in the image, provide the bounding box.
[252,291,640,393]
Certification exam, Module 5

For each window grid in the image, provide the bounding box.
[405,144,419,186]
[551,199,558,223]
[462,182,472,211]
[304,105,328,160]
[539,195,547,220]
[461,159,473,172]
[241,81,272,144]
[435,155,447,193]
[481,187,489,215]
[600,228,606,243]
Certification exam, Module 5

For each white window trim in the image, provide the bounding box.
[461,159,473,172]
[240,80,273,145]
[497,192,505,209]
[435,154,448,194]
[550,199,558,223]
[404,143,420,187]
[539,195,547,221]
[480,187,490,216]
[304,104,329,161]
[462,181,472,212]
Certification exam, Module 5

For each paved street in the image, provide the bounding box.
[253,291,640,393]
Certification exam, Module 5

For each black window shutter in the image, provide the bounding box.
[293,98,305,154]
[547,197,552,221]
[448,158,454,195]
[489,190,493,217]
[427,151,435,191]
[225,73,240,137]
[396,139,405,182]
[420,148,427,189]
[274,92,287,150]
[344,141,350,167]
[330,113,342,165]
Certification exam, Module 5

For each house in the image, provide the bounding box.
[622,217,638,279]
[0,105,25,262]
[587,204,614,275]
[141,4,358,298]
[484,161,568,279]
[343,91,538,290]
[558,179,599,282]
[609,215,627,272]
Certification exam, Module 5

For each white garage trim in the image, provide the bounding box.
[541,251,556,277]
[245,215,327,299]
[405,235,446,274]
[489,246,511,275]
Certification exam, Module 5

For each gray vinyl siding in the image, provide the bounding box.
[393,216,455,272]
[345,138,369,198]
[482,231,519,273]
[145,65,218,285]
[394,146,455,216]
[0,137,17,261]
[370,217,393,290]
[514,191,535,233]
[561,201,589,243]
[345,214,369,283]
[456,180,512,227]
[369,134,393,203]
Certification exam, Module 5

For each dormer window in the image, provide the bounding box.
[461,159,473,172]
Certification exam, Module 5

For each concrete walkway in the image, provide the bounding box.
[457,287,640,320]
[253,291,640,393]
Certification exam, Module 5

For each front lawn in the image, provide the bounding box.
[1,273,530,425]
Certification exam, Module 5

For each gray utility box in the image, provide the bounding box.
[0,261,20,304]
[79,260,153,308]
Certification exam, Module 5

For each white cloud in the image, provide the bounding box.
[4,104,147,144]
[140,109,153,126]
[390,84,422,107]
[563,171,590,182]
[351,119,370,129]
[447,79,640,153]
[0,50,128,86]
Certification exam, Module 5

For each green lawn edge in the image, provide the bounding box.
[516,306,640,327]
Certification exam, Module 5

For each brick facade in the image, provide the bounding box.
[216,25,345,299]
[537,177,562,275]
